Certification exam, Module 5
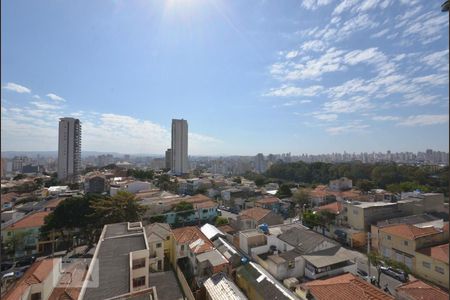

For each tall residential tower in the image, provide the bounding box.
[57,117,81,182]
[171,119,188,175]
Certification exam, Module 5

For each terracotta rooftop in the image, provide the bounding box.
[417,243,449,264]
[3,259,55,300]
[315,201,343,214]
[172,226,214,254]
[396,279,449,300]
[1,192,19,204]
[239,207,271,221]
[192,199,218,209]
[304,272,394,300]
[217,224,236,234]
[255,197,281,205]
[380,224,441,240]
[6,211,50,230]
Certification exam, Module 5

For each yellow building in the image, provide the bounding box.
[378,223,447,273]
[415,243,449,289]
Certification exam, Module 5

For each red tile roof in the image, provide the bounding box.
[304,273,394,300]
[315,201,343,214]
[172,226,214,254]
[396,279,449,300]
[239,207,271,221]
[217,225,235,234]
[3,259,55,300]
[193,199,217,209]
[6,211,50,230]
[1,192,19,204]
[255,197,281,205]
[417,243,449,264]
[380,224,441,240]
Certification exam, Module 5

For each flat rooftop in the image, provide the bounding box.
[83,223,147,300]
[148,270,184,300]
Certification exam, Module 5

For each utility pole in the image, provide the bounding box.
[367,232,371,281]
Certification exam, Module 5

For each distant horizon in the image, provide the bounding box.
[2,1,448,155]
[1,148,449,159]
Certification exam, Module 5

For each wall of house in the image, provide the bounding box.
[130,249,150,292]
[414,251,449,289]
[239,232,266,255]
[176,264,195,300]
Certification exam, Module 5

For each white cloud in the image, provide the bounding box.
[33,95,41,99]
[264,85,324,97]
[30,101,62,110]
[401,94,438,106]
[326,123,369,135]
[332,0,358,15]
[282,100,298,106]
[401,11,448,45]
[371,28,389,38]
[372,115,400,121]
[46,93,66,102]
[397,114,449,126]
[314,113,338,121]
[2,82,31,94]
[301,40,326,52]
[412,74,448,86]
[301,0,333,10]
[420,49,449,72]
[300,100,312,103]
[323,96,373,113]
[285,51,298,59]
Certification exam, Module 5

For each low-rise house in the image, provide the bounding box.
[3,257,89,300]
[415,243,449,289]
[235,261,298,300]
[395,279,449,300]
[203,272,248,300]
[371,213,443,252]
[378,223,447,272]
[239,223,353,281]
[255,196,282,213]
[1,192,18,210]
[145,222,172,272]
[342,201,403,231]
[329,177,353,191]
[48,186,70,195]
[1,211,51,258]
[299,272,394,300]
[79,222,154,300]
[84,173,108,194]
[230,207,284,231]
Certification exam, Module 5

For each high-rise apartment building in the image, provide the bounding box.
[171,119,188,175]
[165,148,172,170]
[255,153,266,174]
[57,118,81,182]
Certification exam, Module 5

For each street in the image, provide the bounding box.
[356,258,404,296]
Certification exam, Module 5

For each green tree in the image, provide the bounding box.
[254,175,266,187]
[13,174,26,181]
[302,211,321,229]
[276,184,293,198]
[215,216,229,226]
[174,201,194,212]
[356,179,375,192]
[90,191,146,226]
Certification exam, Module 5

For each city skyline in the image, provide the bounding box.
[1,0,449,155]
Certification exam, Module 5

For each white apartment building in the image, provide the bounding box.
[171,119,189,175]
[57,117,81,182]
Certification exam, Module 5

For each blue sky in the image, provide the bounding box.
[1,0,448,155]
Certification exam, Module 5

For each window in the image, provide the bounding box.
[387,235,391,240]
[404,241,408,246]
[166,236,170,241]
[133,276,146,288]
[156,243,162,248]
[31,293,41,300]
[288,260,295,269]
[181,245,185,250]
[435,266,445,274]
[132,258,146,270]
[422,261,431,269]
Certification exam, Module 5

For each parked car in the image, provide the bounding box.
[356,269,376,282]
[380,266,408,282]
[15,256,36,268]
[1,262,14,272]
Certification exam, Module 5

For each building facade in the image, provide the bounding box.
[171,119,189,175]
[57,118,81,183]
